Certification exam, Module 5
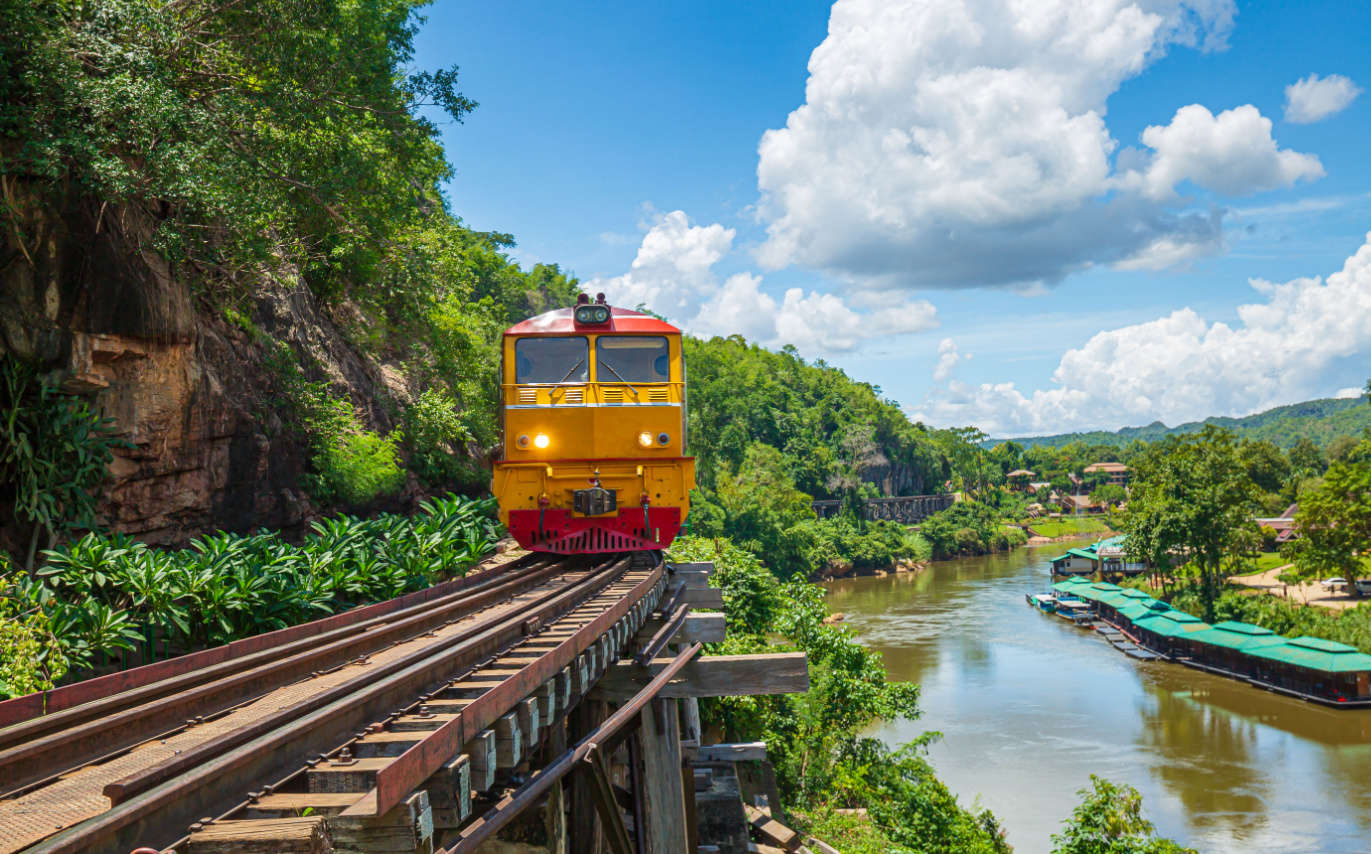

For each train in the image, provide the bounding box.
[491,295,696,553]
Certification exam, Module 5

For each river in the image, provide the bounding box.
[823,543,1371,854]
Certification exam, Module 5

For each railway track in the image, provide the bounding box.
[0,550,672,854]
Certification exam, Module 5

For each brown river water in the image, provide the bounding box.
[823,543,1371,854]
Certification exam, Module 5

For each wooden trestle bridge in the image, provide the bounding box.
[0,550,808,854]
[811,494,954,524]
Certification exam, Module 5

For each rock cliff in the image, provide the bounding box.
[1,183,409,548]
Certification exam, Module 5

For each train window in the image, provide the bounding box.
[515,336,589,384]
[597,336,670,383]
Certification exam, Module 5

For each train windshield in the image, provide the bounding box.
[515,336,589,384]
[596,336,670,383]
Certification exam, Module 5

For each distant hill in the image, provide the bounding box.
[1001,396,1371,450]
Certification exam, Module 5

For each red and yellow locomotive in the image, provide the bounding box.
[491,296,695,553]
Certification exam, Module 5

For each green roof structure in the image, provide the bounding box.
[1118,589,1155,600]
[1049,548,1100,564]
[1052,578,1091,593]
[1248,637,1371,673]
[1133,610,1210,638]
[1186,621,1288,652]
[1116,600,1170,622]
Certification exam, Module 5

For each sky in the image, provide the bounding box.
[414,0,1371,437]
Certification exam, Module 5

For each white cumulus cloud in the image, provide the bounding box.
[1128,104,1324,199]
[589,211,938,355]
[1284,73,1363,124]
[933,338,970,382]
[755,0,1319,291]
[912,233,1371,435]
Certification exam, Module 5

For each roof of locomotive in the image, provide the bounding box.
[504,305,680,337]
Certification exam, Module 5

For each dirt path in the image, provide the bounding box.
[1228,565,1365,611]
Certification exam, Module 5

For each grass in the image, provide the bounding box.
[1028,516,1113,539]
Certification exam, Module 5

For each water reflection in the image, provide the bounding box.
[825,545,1371,854]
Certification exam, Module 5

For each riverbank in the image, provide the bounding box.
[825,546,1371,854]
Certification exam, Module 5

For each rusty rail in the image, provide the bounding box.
[0,555,566,794]
[366,562,666,816]
[446,642,703,854]
[0,552,539,730]
[17,556,644,854]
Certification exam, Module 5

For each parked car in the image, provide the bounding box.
[1320,577,1347,589]
[1355,578,1371,596]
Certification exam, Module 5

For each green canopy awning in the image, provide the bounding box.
[1186,621,1288,652]
[1248,637,1371,673]
[1133,611,1210,638]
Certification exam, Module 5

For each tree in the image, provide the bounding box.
[1238,439,1291,494]
[1051,776,1196,854]
[1089,484,1127,524]
[1292,439,1371,583]
[1123,426,1260,609]
[1288,437,1325,477]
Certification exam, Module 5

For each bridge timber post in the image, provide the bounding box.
[810,493,953,523]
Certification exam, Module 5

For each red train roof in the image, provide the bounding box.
[504,306,681,336]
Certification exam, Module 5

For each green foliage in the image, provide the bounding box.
[1123,426,1260,608]
[0,357,128,572]
[0,549,69,698]
[405,388,477,486]
[1051,776,1196,854]
[684,337,944,499]
[3,0,474,305]
[668,536,1008,854]
[1291,441,1371,579]
[265,345,405,505]
[1,495,497,688]
[920,502,1028,558]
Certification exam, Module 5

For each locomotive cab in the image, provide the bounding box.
[492,300,696,553]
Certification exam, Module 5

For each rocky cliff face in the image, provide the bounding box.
[1,184,410,548]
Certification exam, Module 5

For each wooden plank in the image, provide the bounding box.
[696,742,768,762]
[495,711,523,767]
[672,571,711,590]
[329,790,433,854]
[672,562,714,574]
[636,612,727,646]
[353,732,425,758]
[423,753,471,829]
[745,805,802,852]
[591,654,809,702]
[391,712,459,732]
[681,588,725,608]
[186,817,330,854]
[308,757,392,793]
[465,730,498,792]
[807,837,842,854]
[516,696,540,745]
[639,699,688,854]
[245,793,360,819]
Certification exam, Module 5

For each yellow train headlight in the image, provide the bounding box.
[638,431,654,448]
[516,434,531,449]
[534,433,550,449]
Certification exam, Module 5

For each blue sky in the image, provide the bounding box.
[414,0,1371,436]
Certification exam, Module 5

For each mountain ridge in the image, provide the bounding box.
[996,395,1371,449]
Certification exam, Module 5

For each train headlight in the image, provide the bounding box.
[516,434,531,449]
[534,433,550,449]
[638,431,654,448]
[657,432,670,446]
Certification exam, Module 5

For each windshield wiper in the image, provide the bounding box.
[557,358,586,384]
[599,361,637,395]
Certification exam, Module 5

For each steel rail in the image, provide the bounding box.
[22,556,644,854]
[0,551,537,730]
[364,558,667,816]
[0,555,569,793]
[634,602,691,666]
[0,553,549,753]
[446,641,704,854]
